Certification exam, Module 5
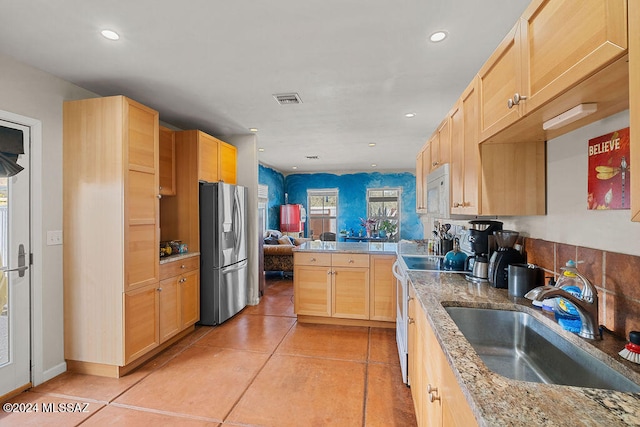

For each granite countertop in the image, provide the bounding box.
[294,241,398,255]
[159,252,200,264]
[409,271,640,426]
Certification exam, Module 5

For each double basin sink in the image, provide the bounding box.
[444,306,640,393]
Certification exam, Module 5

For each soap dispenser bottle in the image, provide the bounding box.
[554,260,591,333]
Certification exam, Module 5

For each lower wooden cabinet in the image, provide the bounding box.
[408,286,477,427]
[370,255,396,321]
[124,284,160,364]
[294,252,394,324]
[158,256,200,341]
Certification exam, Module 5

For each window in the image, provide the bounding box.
[307,189,338,240]
[367,188,400,241]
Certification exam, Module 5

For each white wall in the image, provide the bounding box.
[0,53,97,383]
[423,110,640,257]
[506,110,639,256]
[226,134,260,305]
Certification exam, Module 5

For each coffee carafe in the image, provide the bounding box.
[464,220,503,283]
[488,230,527,288]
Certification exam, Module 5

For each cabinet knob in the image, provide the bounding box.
[157,194,162,199]
[181,264,186,269]
[408,317,415,324]
[157,287,162,292]
[407,296,414,302]
[513,92,527,104]
[348,259,354,263]
[507,98,515,109]
[310,257,316,262]
[432,161,438,167]
[453,202,460,208]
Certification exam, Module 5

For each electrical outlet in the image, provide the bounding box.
[47,230,63,246]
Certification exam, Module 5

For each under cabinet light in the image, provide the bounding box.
[542,103,597,130]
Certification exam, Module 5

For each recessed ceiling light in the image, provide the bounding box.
[371,164,377,167]
[430,31,447,42]
[249,128,258,132]
[101,29,120,41]
[258,148,265,152]
[292,166,298,170]
[405,113,416,118]
[368,143,376,147]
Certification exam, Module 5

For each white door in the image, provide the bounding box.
[0,119,31,395]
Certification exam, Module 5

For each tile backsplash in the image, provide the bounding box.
[525,238,640,340]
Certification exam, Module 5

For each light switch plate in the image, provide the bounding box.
[46,230,63,246]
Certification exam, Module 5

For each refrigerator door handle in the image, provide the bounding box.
[222,259,248,274]
[233,188,243,255]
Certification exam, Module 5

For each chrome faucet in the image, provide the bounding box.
[525,271,599,340]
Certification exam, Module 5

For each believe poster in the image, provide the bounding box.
[587,127,630,210]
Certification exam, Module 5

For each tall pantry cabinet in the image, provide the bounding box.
[63,96,164,377]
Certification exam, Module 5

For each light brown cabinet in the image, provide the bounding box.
[219,139,238,184]
[64,95,161,376]
[631,0,640,222]
[408,287,477,427]
[159,126,176,196]
[479,0,627,143]
[293,253,332,317]
[331,254,370,320]
[158,256,200,342]
[449,80,481,215]
[176,130,237,184]
[432,118,451,170]
[124,284,160,364]
[294,252,394,325]
[415,147,429,213]
[369,255,396,322]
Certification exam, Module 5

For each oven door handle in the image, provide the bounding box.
[392,260,406,282]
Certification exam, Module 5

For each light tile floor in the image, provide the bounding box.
[0,275,416,426]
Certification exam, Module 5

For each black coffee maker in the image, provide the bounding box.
[488,230,527,288]
[464,220,503,282]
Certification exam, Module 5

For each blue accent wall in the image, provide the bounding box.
[285,171,422,240]
[258,164,285,231]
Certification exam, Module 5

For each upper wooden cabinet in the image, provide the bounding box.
[430,118,451,171]
[630,0,640,222]
[219,140,237,184]
[479,0,628,143]
[415,146,430,213]
[450,80,481,215]
[64,95,160,372]
[478,23,523,142]
[176,130,237,184]
[159,126,176,196]
[520,0,627,113]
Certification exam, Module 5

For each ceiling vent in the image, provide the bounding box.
[273,92,302,105]
[305,155,319,160]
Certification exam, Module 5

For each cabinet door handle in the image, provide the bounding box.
[427,384,440,402]
[408,317,415,324]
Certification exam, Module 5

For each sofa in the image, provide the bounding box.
[263,230,311,275]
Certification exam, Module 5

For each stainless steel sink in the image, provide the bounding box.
[444,306,640,392]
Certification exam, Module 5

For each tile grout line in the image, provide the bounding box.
[219,311,299,424]
[362,327,372,427]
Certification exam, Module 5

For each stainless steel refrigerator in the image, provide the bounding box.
[199,182,248,325]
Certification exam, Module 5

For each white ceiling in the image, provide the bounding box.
[0,0,530,173]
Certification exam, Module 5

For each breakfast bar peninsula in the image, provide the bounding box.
[292,241,397,327]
